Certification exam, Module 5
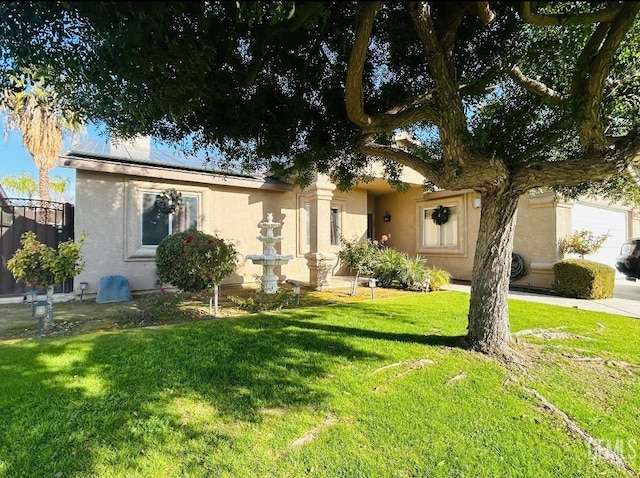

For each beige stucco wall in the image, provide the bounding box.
[73,170,371,295]
[73,170,298,294]
[511,192,567,289]
[374,188,639,290]
[330,187,369,276]
[333,188,369,246]
[373,188,482,281]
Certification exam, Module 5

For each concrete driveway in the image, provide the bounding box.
[445,278,640,319]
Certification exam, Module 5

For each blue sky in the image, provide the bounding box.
[0,117,107,201]
[0,114,194,202]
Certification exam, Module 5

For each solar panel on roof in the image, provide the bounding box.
[64,140,282,182]
[68,140,216,173]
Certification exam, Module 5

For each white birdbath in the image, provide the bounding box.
[246,213,293,293]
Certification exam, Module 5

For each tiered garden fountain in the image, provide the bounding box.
[247,213,293,293]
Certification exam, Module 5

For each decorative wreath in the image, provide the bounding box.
[154,188,184,214]
[431,205,450,225]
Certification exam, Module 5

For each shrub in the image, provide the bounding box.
[7,231,86,287]
[560,229,610,259]
[553,259,615,299]
[122,292,201,323]
[228,290,295,313]
[428,267,451,291]
[155,231,238,292]
[337,237,381,294]
[374,249,429,289]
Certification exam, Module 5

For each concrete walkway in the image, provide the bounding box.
[444,278,640,319]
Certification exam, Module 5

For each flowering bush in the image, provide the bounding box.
[7,231,86,287]
[155,231,238,292]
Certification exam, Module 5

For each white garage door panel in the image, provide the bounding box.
[571,203,627,272]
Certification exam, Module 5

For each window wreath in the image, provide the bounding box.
[431,205,450,225]
[154,188,184,215]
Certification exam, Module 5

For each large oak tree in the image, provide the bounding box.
[2,1,638,355]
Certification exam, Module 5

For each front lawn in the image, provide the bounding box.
[1,291,638,477]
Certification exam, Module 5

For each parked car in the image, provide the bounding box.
[615,238,640,281]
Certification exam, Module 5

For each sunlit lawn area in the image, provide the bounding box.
[1,290,639,477]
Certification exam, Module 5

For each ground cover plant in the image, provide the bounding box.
[1,291,639,477]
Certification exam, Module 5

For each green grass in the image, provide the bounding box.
[1,291,639,477]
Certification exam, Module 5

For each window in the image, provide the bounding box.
[141,192,198,246]
[422,205,457,247]
[305,203,311,247]
[330,206,340,246]
[296,196,311,256]
[416,194,466,255]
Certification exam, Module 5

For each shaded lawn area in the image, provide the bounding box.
[0,291,639,477]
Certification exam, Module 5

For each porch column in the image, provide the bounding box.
[304,174,336,290]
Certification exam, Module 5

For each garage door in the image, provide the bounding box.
[571,203,627,275]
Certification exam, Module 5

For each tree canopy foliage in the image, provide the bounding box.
[0,2,637,193]
[2,1,638,354]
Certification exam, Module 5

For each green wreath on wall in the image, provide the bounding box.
[154,188,184,215]
[431,205,450,225]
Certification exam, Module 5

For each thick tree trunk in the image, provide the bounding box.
[467,190,520,355]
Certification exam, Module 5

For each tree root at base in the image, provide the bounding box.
[520,383,638,476]
[288,415,338,449]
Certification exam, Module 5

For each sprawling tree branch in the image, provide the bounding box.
[345,2,383,128]
[474,2,496,25]
[511,128,640,191]
[357,134,444,183]
[380,92,441,130]
[345,2,439,134]
[358,136,511,193]
[432,2,494,58]
[519,1,626,26]
[436,2,472,56]
[459,63,503,97]
[508,65,565,105]
[383,63,502,120]
[570,2,640,153]
[407,2,475,165]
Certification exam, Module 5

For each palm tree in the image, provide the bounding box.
[49,175,70,202]
[1,76,82,202]
[1,173,38,199]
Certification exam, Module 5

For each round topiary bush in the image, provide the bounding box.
[553,259,615,299]
[155,231,238,292]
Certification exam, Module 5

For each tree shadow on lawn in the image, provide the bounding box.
[0,314,385,476]
[278,316,464,348]
[278,299,468,349]
[0,299,470,476]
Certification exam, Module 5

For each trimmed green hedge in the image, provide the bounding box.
[552,259,615,299]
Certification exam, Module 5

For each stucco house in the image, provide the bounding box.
[59,137,639,297]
